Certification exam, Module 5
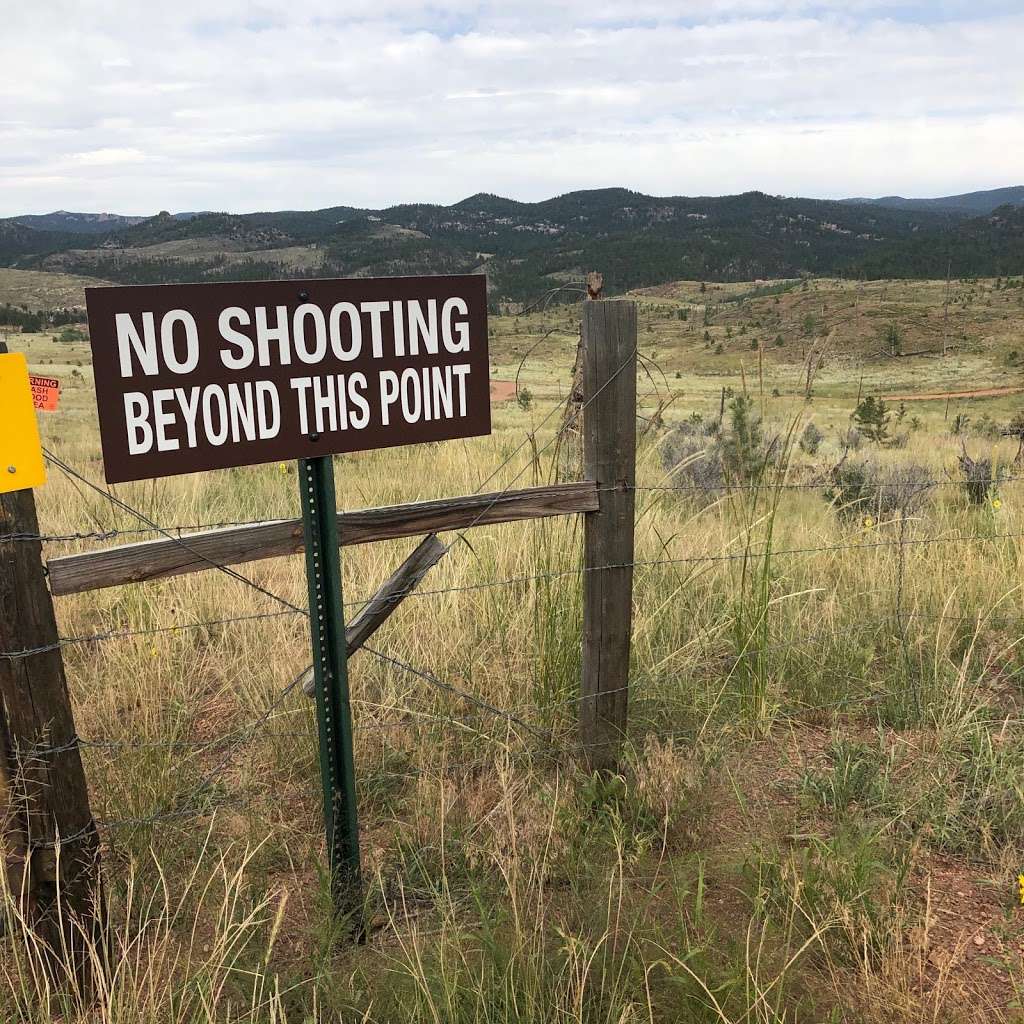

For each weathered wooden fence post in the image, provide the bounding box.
[580,298,637,770]
[0,488,105,992]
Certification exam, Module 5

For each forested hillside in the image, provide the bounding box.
[2,188,1022,307]
[855,204,1024,279]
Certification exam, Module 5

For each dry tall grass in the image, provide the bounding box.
[3,277,1023,1021]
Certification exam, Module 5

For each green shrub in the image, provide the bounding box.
[971,413,1003,440]
[661,396,779,497]
[883,323,902,355]
[957,448,1002,505]
[719,394,778,485]
[950,413,971,436]
[798,422,824,456]
[825,459,932,520]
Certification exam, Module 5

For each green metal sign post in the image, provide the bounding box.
[298,454,362,926]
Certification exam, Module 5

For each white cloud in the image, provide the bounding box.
[70,147,146,166]
[1,2,1021,214]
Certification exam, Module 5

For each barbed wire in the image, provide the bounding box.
[9,322,1022,854]
[633,474,1024,495]
[43,449,309,617]
[53,691,1024,824]
[7,381,624,791]
[0,518,291,545]
[314,527,1024,606]
[361,644,550,741]
[326,687,1024,784]
[0,609,302,661]
[487,608,1024,718]
[24,662,310,849]
[0,398,595,859]
[23,612,1024,850]
[21,697,549,760]
[34,447,588,748]
[4,524,1022,662]
[18,604,1018,765]
[29,330,635,661]
[514,284,588,317]
[0,470,1016,547]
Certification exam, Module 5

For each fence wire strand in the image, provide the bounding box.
[1,324,1019,856]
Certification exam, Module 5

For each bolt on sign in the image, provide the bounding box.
[85,275,491,483]
[0,352,47,494]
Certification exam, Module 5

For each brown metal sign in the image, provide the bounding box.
[85,274,490,483]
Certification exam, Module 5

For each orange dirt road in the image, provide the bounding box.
[881,385,1024,402]
[490,380,517,401]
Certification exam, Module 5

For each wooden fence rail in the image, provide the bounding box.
[48,481,598,596]
[1,289,637,990]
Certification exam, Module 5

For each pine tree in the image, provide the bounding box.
[852,396,891,446]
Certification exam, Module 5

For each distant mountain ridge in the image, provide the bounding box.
[842,186,1024,216]
[10,210,147,233]
[2,187,1022,306]
[10,185,1022,234]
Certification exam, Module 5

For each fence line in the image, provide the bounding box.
[0,519,296,545]
[12,579,1024,847]
[634,475,1024,494]
[4,527,1022,663]
[5,300,1022,928]
[16,601,1022,766]
[5,471,1018,545]
[58,676,1024,855]
[44,449,310,619]
[20,337,640,782]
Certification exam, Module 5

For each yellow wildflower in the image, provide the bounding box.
[150,646,159,658]
[1018,873,1024,906]
[863,516,875,530]
[992,497,1003,511]
[278,463,288,473]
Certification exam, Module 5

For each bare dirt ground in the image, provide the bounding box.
[490,379,516,401]
[882,385,1024,401]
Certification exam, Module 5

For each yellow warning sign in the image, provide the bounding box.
[0,353,46,494]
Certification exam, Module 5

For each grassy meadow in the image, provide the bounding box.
[2,270,1024,1021]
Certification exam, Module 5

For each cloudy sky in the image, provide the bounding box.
[3,1,1022,216]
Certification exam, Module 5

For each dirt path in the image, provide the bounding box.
[881,385,1024,402]
[490,380,516,401]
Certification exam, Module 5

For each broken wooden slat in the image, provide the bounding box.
[47,481,598,596]
[301,535,447,697]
